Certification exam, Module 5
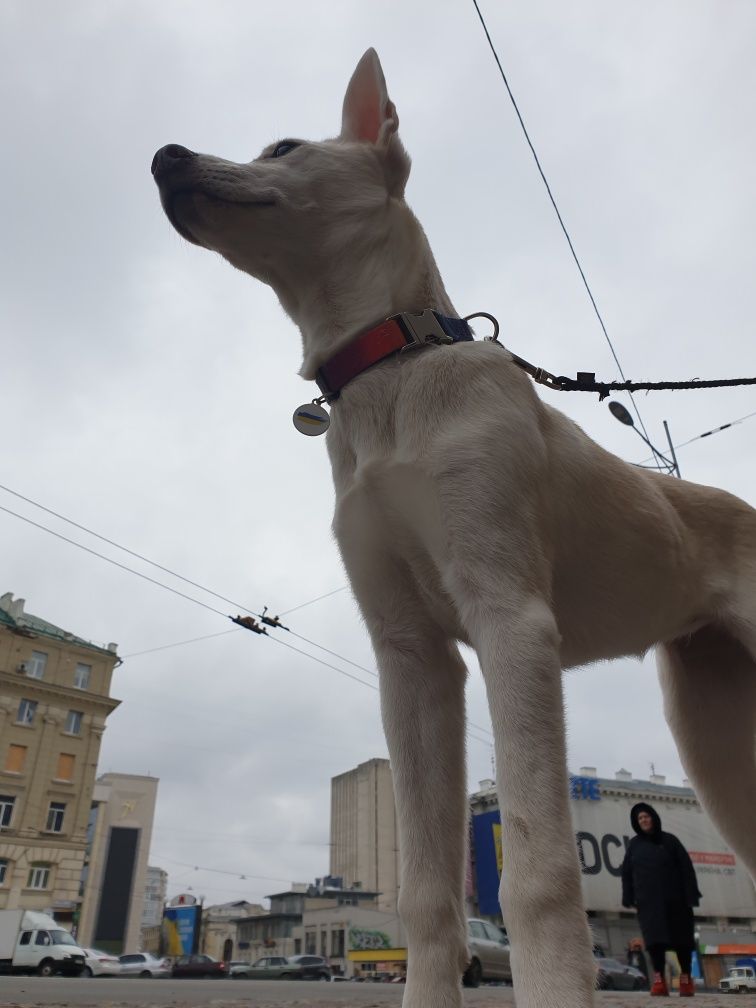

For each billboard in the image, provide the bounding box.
[472,777,756,919]
[162,904,200,955]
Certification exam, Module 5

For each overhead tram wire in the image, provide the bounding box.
[470,0,665,466]
[0,485,496,742]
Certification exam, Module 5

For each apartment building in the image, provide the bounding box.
[330,758,399,911]
[0,591,120,930]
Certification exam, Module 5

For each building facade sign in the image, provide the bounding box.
[163,904,200,955]
[349,926,392,950]
[473,791,754,919]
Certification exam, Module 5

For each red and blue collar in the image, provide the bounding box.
[315,309,474,398]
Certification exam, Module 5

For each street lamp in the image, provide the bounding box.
[607,401,681,478]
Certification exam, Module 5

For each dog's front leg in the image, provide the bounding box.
[344,556,469,1007]
[466,594,596,1008]
[378,630,469,1008]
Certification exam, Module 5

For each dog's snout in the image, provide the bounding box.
[151,144,197,178]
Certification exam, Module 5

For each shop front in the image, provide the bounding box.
[347,946,407,981]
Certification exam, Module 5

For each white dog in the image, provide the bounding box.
[153,49,756,1008]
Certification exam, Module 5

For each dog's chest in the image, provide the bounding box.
[328,426,465,636]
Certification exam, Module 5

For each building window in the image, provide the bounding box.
[27,863,50,890]
[46,801,66,833]
[305,930,317,955]
[0,795,15,827]
[74,663,91,689]
[4,745,27,774]
[331,928,345,958]
[55,754,75,781]
[16,699,37,725]
[0,858,8,884]
[64,710,83,735]
[28,651,47,679]
[320,930,327,958]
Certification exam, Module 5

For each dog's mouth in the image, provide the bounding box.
[164,190,276,246]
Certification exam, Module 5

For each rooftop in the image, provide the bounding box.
[0,591,118,658]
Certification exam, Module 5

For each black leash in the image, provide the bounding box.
[463,315,756,401]
[510,352,756,401]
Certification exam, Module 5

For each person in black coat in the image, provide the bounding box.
[621,802,702,997]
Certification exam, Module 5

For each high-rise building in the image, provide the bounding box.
[330,758,399,912]
[77,772,159,953]
[141,865,168,929]
[0,591,120,931]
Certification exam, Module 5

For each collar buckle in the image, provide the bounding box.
[395,310,454,350]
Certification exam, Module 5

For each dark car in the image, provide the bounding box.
[171,953,228,979]
[595,957,647,991]
[231,954,331,980]
[286,954,332,980]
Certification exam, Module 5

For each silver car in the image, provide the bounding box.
[463,918,512,987]
[118,952,172,978]
[81,947,122,977]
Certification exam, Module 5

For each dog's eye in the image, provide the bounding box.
[271,141,299,158]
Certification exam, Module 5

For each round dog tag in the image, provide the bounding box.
[293,402,330,436]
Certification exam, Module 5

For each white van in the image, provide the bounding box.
[0,909,86,976]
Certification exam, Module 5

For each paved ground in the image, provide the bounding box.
[0,988,744,1008]
[0,975,744,1007]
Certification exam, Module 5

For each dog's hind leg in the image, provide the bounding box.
[658,625,756,883]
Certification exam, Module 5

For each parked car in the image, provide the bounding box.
[118,952,172,978]
[81,947,122,977]
[287,954,332,980]
[224,959,248,975]
[719,965,756,993]
[230,954,331,980]
[171,953,227,978]
[595,957,647,991]
[463,918,512,987]
[231,955,292,979]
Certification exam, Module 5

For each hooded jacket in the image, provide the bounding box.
[621,803,702,948]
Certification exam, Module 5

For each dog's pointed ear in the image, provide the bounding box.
[341,49,411,196]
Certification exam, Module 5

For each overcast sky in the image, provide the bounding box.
[1,0,754,911]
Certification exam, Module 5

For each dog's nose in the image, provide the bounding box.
[151,144,197,178]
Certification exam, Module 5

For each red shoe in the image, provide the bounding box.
[679,974,695,997]
[651,972,669,996]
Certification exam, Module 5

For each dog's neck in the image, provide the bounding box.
[284,201,457,381]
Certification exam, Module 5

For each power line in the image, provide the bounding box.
[124,629,240,659]
[0,480,261,619]
[0,503,228,619]
[280,586,348,616]
[470,0,663,462]
[637,408,756,466]
[0,486,496,740]
[154,854,293,885]
[266,634,378,692]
